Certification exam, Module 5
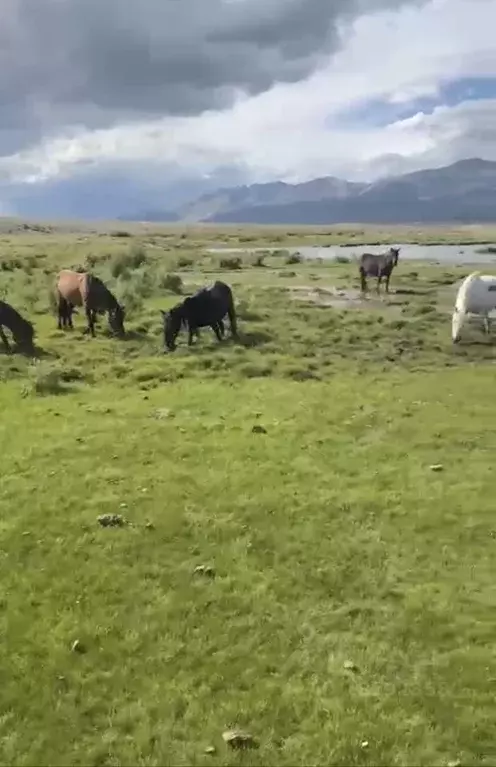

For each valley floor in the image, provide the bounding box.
[0,225,495,765]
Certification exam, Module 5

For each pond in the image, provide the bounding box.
[207,243,496,265]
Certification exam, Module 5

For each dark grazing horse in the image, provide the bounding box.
[359,247,401,295]
[161,280,238,352]
[0,300,35,352]
[56,270,125,337]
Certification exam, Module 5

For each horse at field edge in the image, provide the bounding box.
[55,269,125,337]
[359,247,401,295]
[161,280,238,352]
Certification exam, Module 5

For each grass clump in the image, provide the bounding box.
[286,251,303,265]
[219,256,242,270]
[21,361,75,396]
[159,272,183,294]
[110,243,147,278]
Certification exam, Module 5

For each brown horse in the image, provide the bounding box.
[359,247,401,295]
[0,300,35,352]
[55,270,125,337]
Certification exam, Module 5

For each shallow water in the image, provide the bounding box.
[207,243,496,265]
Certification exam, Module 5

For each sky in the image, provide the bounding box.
[1,0,496,218]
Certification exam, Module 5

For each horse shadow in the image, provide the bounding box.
[122,329,151,343]
[394,288,430,296]
[0,342,53,359]
[235,330,273,349]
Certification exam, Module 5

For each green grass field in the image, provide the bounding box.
[0,223,495,766]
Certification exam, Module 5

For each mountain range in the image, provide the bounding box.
[122,159,496,224]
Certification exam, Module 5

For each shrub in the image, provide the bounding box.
[177,256,194,269]
[128,242,147,269]
[253,253,267,267]
[286,252,302,265]
[22,362,69,397]
[159,273,183,294]
[219,256,242,270]
[85,254,99,269]
[110,243,147,278]
[110,230,132,238]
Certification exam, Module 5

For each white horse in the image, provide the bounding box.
[452,272,496,343]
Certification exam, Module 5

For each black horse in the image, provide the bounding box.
[359,247,401,295]
[0,300,35,353]
[161,281,238,352]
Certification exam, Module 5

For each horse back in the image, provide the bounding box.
[56,270,88,307]
[184,281,232,327]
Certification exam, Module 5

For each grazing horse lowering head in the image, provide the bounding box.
[16,316,35,349]
[161,304,185,351]
[108,304,126,336]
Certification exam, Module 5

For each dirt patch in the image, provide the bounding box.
[289,285,392,311]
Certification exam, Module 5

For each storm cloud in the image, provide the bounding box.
[1,0,420,154]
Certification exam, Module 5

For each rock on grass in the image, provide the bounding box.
[222,730,258,750]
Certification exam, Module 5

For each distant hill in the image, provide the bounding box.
[138,158,496,224]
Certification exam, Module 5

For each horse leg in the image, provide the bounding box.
[484,315,491,335]
[218,319,226,338]
[57,296,66,330]
[85,306,96,337]
[0,325,10,353]
[385,274,391,294]
[227,304,238,338]
[377,276,382,295]
[188,324,196,346]
[212,323,223,342]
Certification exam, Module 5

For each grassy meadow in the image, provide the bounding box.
[0,221,495,766]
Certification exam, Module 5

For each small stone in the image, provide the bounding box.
[430,464,443,472]
[71,639,85,654]
[222,730,258,750]
[97,514,125,528]
[194,564,215,578]
[154,408,174,420]
[447,761,461,767]
[252,424,267,434]
[204,746,216,755]
[145,521,155,530]
[360,740,369,749]
[343,660,359,672]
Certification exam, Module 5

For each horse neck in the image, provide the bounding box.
[105,289,119,311]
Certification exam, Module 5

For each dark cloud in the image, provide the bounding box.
[1,0,420,155]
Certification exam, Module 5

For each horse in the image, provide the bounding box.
[55,270,125,337]
[359,247,401,295]
[452,272,496,343]
[161,281,238,352]
[0,300,35,353]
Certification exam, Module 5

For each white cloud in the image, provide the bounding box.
[2,0,496,187]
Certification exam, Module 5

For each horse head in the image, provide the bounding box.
[390,247,401,266]
[17,317,35,349]
[108,302,126,336]
[161,303,185,351]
